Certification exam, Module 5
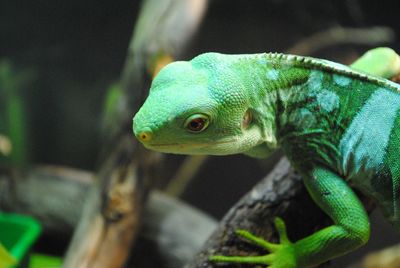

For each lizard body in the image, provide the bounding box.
[132,48,400,267]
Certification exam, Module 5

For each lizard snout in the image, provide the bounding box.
[134,127,153,143]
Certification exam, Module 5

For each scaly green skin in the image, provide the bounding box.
[132,48,400,267]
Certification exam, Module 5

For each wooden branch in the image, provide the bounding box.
[0,165,91,235]
[352,243,400,268]
[184,158,318,267]
[131,191,216,268]
[0,165,217,268]
[103,0,208,146]
[62,136,152,268]
[62,1,208,267]
[165,155,208,197]
[0,135,11,156]
[287,26,395,55]
[185,158,375,268]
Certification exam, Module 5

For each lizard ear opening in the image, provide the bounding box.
[242,109,253,129]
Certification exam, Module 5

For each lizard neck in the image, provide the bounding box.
[229,53,312,156]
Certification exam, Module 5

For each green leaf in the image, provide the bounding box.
[0,243,17,268]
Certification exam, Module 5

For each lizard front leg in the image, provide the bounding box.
[211,167,370,268]
[294,167,370,266]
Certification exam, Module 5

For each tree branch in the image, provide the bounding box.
[62,1,208,267]
[287,26,395,55]
[0,165,217,268]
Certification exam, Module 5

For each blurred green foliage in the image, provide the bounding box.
[0,242,16,268]
[102,83,123,133]
[0,60,33,167]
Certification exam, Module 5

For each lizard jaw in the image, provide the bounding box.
[144,138,238,155]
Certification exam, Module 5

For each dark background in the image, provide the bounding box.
[1,0,400,266]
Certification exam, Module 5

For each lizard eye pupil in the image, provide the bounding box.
[189,119,204,130]
[184,114,209,133]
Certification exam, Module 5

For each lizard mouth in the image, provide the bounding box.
[148,139,237,149]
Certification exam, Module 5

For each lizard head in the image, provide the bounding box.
[132,53,267,155]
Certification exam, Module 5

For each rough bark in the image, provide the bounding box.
[62,136,157,268]
[287,27,395,55]
[129,191,216,268]
[0,165,217,268]
[352,243,400,268]
[0,165,92,235]
[62,1,208,267]
[185,158,376,268]
[184,158,314,267]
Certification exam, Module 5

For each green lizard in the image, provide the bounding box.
[132,47,400,267]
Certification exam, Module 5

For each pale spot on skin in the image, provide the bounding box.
[258,58,267,65]
[333,74,352,87]
[266,69,279,80]
[308,71,324,95]
[316,91,339,112]
[339,88,400,179]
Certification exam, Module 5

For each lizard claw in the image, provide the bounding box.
[209,217,296,267]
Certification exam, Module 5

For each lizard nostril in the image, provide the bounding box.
[137,130,153,142]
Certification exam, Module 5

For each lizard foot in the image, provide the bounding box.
[209,217,297,267]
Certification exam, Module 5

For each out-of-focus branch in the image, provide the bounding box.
[184,158,325,267]
[0,165,217,268]
[62,1,208,267]
[0,165,91,235]
[103,0,208,146]
[287,26,395,55]
[0,135,12,156]
[352,243,400,268]
[165,155,208,197]
[185,158,375,268]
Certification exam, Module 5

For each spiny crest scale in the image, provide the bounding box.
[265,52,399,92]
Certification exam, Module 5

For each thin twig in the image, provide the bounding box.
[287,26,395,55]
[165,155,208,197]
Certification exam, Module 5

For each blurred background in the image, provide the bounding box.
[1,0,400,267]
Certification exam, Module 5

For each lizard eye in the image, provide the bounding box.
[184,114,209,133]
